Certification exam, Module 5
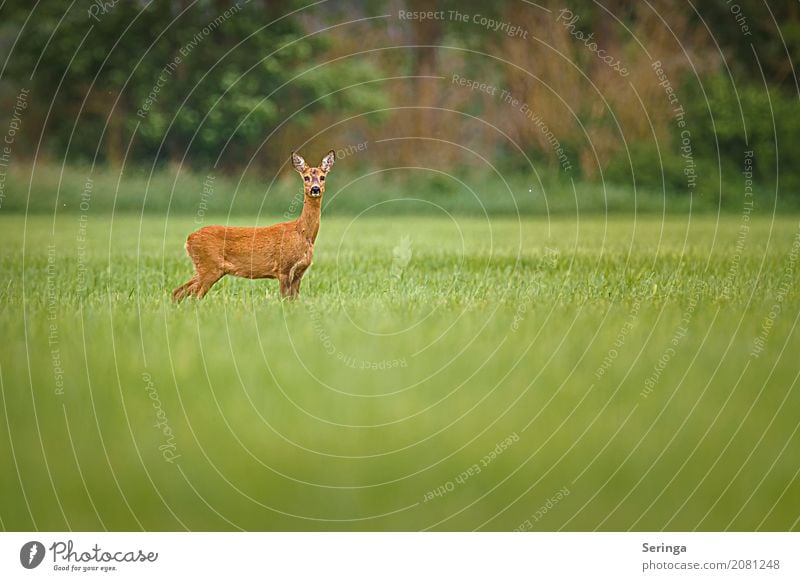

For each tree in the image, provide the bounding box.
[0,1,386,169]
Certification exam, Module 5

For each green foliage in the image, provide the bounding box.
[605,142,687,194]
[4,162,744,217]
[691,1,800,92]
[0,2,797,200]
[0,1,387,167]
[606,74,800,203]
[686,75,800,193]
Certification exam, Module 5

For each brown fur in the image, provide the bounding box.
[172,150,335,301]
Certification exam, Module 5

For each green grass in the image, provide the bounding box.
[2,161,770,217]
[1,212,800,531]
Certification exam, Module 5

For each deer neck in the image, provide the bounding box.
[298,194,322,242]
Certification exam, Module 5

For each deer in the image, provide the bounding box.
[172,150,335,302]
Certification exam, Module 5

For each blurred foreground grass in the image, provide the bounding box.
[1,213,799,531]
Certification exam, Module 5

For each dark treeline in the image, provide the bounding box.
[0,0,798,206]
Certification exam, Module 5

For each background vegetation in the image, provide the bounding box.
[1,0,799,213]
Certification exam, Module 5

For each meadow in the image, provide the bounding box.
[1,211,799,531]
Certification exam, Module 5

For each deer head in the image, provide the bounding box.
[292,150,335,198]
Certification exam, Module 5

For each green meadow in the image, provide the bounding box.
[1,212,799,531]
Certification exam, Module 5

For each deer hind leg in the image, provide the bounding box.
[193,270,224,299]
[173,275,198,302]
[174,259,224,302]
[179,233,226,300]
[172,270,222,301]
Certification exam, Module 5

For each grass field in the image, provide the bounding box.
[1,161,762,216]
[1,212,799,531]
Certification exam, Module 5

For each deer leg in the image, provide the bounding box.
[172,276,198,302]
[194,271,224,299]
[290,263,310,298]
[289,276,302,298]
[287,253,311,299]
[278,274,292,299]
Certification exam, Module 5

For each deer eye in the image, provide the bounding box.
[304,176,310,182]
[320,176,325,181]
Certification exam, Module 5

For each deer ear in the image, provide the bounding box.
[320,150,335,172]
[291,152,307,173]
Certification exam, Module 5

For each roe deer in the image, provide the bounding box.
[172,150,335,301]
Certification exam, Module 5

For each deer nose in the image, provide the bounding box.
[310,186,321,195]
